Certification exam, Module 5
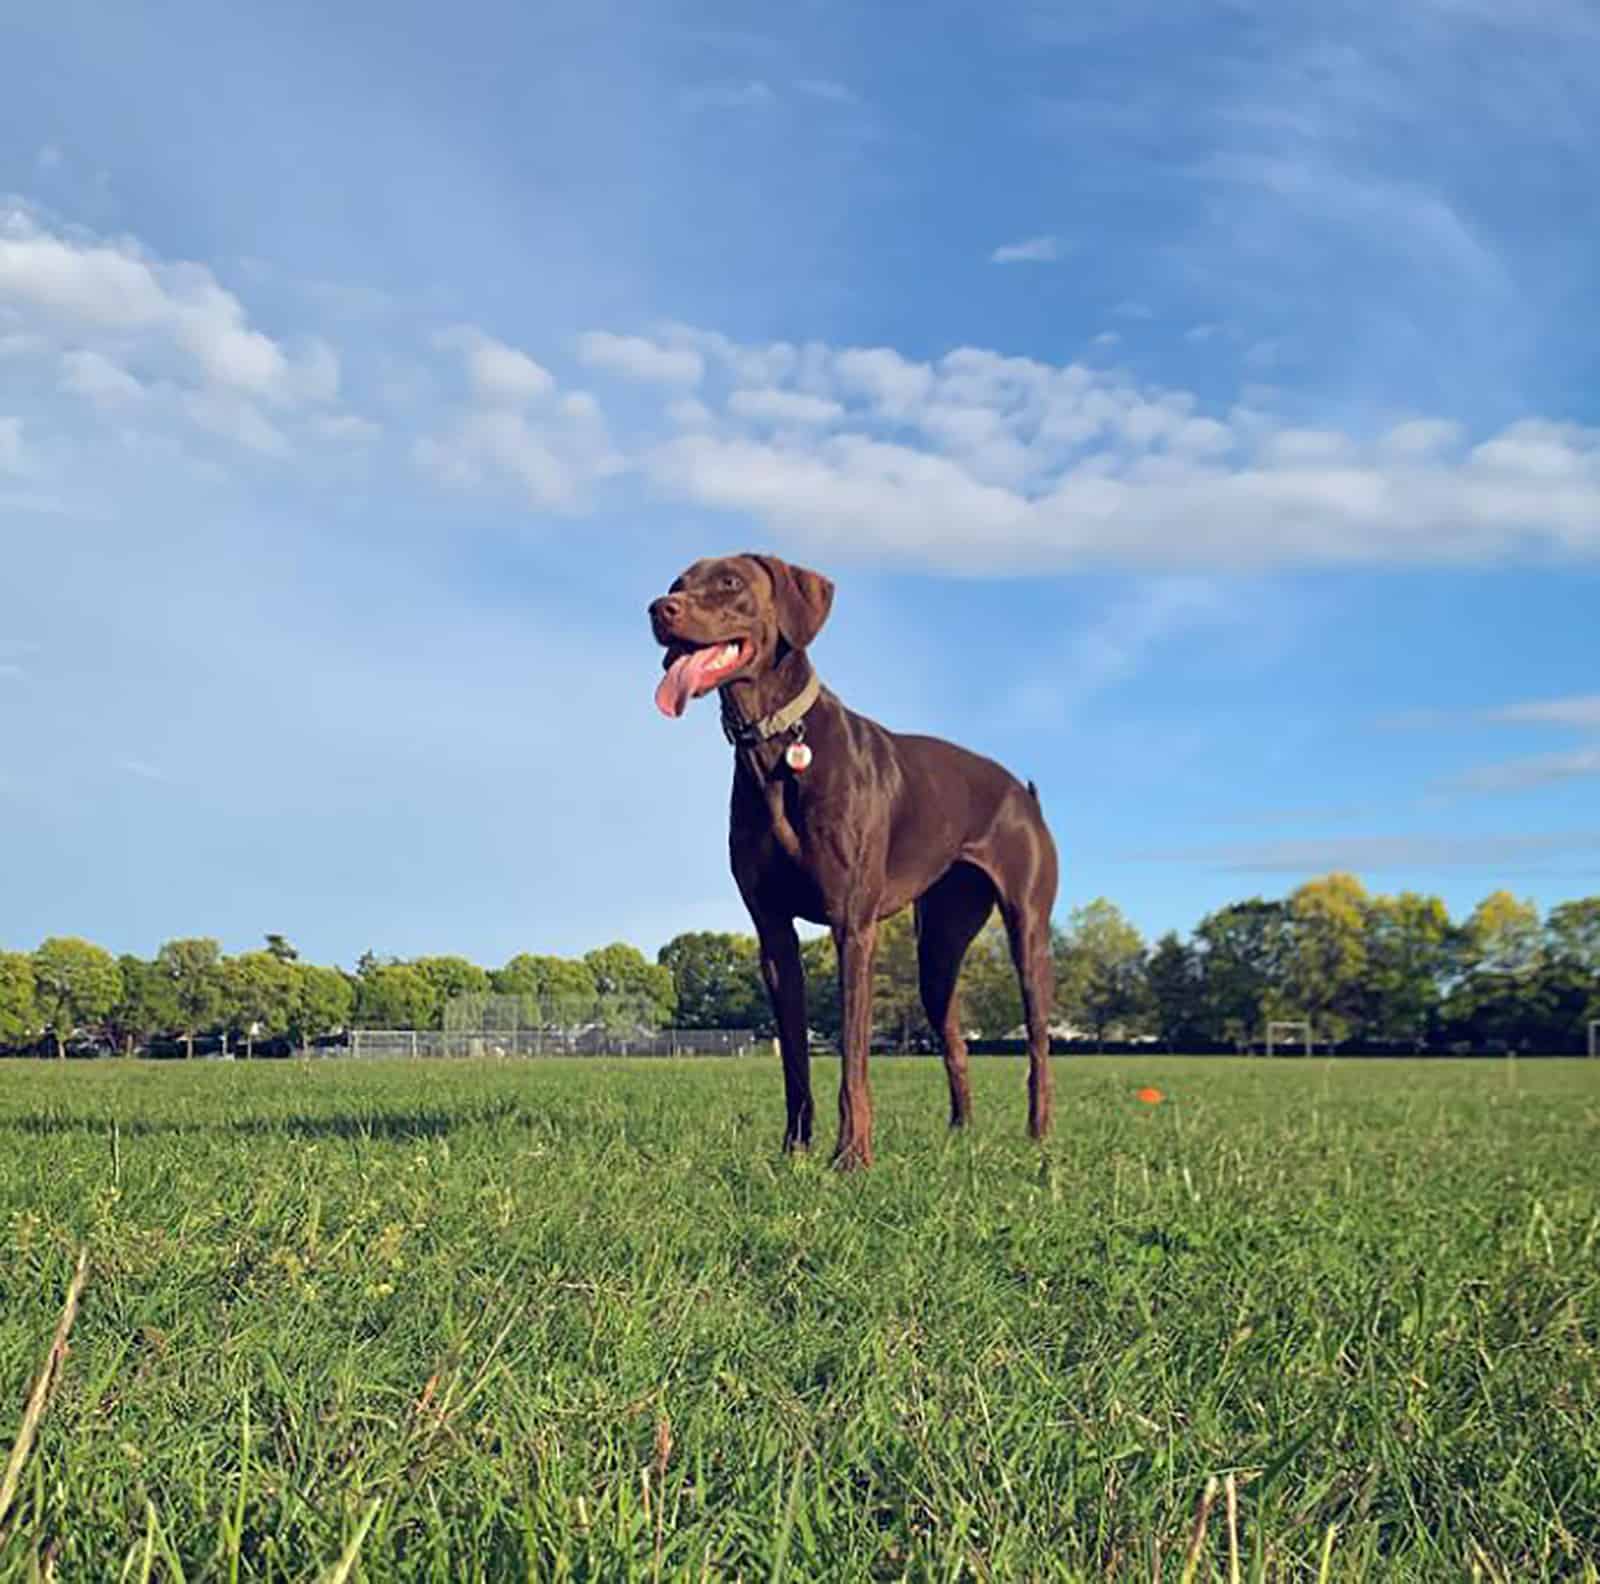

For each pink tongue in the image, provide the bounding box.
[654,647,726,718]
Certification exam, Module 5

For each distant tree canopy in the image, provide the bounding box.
[2,878,1596,1056]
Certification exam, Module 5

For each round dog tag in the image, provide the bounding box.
[785,741,813,773]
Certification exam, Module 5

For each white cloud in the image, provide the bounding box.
[665,397,713,429]
[1485,694,1600,728]
[0,417,22,472]
[434,324,554,405]
[727,387,843,426]
[414,402,619,512]
[287,338,340,404]
[577,330,703,386]
[1381,418,1463,456]
[990,236,1064,264]
[832,347,933,419]
[612,325,1600,573]
[183,390,289,457]
[59,348,145,405]
[1124,832,1600,871]
[1449,745,1600,792]
[316,413,382,445]
[794,78,856,102]
[0,207,355,467]
[682,80,775,111]
[1092,331,1121,348]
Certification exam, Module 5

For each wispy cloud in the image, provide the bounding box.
[577,331,703,386]
[1002,577,1233,728]
[116,757,165,781]
[795,78,856,103]
[1446,746,1600,793]
[433,324,554,405]
[1485,694,1600,728]
[1121,832,1600,871]
[681,80,775,112]
[990,236,1064,264]
[1380,694,1600,732]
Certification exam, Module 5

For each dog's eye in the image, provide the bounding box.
[719,574,741,591]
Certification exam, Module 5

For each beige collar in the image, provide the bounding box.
[721,670,821,748]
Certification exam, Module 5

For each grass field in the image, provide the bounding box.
[0,1055,1596,1582]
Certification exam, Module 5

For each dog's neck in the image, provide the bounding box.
[719,649,819,749]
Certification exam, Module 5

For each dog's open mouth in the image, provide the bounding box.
[654,638,751,718]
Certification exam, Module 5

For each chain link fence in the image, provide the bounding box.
[344,995,758,1058]
[347,1027,758,1058]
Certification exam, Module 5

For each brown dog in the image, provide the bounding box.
[649,553,1059,1167]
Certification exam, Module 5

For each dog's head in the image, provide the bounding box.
[648,553,834,719]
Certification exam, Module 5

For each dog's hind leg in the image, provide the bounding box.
[986,807,1059,1141]
[914,863,998,1129]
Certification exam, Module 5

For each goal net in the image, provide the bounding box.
[347,993,757,1059]
[1265,1019,1312,1058]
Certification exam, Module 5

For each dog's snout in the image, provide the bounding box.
[650,594,683,626]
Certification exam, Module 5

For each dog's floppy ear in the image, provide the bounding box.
[751,554,834,650]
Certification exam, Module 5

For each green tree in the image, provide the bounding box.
[1060,899,1146,1049]
[492,954,600,1021]
[871,910,928,1049]
[798,935,841,1046]
[960,917,1025,1039]
[1447,891,1545,1049]
[105,955,178,1057]
[409,956,491,1028]
[264,934,300,963]
[0,952,39,1047]
[290,965,355,1051]
[155,938,225,1059]
[1051,923,1090,1034]
[355,964,439,1030]
[1361,891,1454,1048]
[583,943,677,1027]
[1542,897,1600,1047]
[1546,896,1600,972]
[1284,873,1370,1049]
[1193,899,1290,1050]
[658,932,766,1029]
[1144,931,1203,1051]
[32,937,123,1060]
[221,951,300,1057]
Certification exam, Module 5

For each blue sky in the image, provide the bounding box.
[2,0,1598,970]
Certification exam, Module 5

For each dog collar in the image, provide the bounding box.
[721,670,821,749]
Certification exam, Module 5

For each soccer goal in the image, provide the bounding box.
[1266,1019,1312,1058]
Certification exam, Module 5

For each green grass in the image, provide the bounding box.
[1,1055,1597,1582]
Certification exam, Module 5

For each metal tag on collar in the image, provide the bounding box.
[784,722,813,774]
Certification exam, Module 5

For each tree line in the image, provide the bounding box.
[2,876,1597,1057]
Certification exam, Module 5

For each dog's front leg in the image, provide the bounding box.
[755,917,813,1151]
[832,918,878,1169]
